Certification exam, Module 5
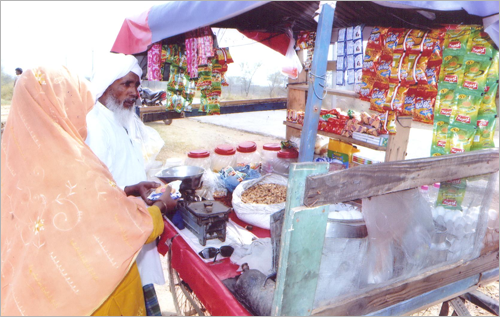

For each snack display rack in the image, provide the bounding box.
[113,1,499,316]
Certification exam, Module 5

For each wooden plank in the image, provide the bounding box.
[272,162,330,316]
[289,84,359,98]
[479,267,499,286]
[366,277,479,316]
[462,290,499,315]
[284,121,387,151]
[311,251,499,316]
[304,149,499,206]
[298,4,334,162]
[385,116,412,161]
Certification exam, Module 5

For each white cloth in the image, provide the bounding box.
[86,102,166,286]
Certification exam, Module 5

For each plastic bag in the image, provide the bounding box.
[196,170,227,200]
[232,173,288,230]
[130,114,165,173]
[282,29,303,79]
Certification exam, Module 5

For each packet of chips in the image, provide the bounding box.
[467,30,496,58]
[370,81,389,113]
[436,179,467,211]
[479,81,498,115]
[406,29,428,52]
[384,28,406,52]
[462,55,491,92]
[393,29,411,52]
[363,48,381,76]
[196,64,212,90]
[383,84,408,112]
[389,51,405,83]
[472,114,497,150]
[426,60,442,89]
[375,53,392,83]
[400,53,419,85]
[440,53,465,85]
[367,26,388,50]
[401,87,417,116]
[486,52,499,83]
[431,115,451,156]
[446,123,476,154]
[451,89,482,126]
[443,26,471,56]
[359,75,376,101]
[422,29,445,56]
[382,110,398,135]
[414,54,430,85]
[434,82,458,121]
[412,88,436,124]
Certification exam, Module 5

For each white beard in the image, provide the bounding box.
[104,96,134,130]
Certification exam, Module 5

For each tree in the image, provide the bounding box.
[238,61,262,97]
[267,71,287,97]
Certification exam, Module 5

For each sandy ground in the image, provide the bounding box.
[1,105,498,315]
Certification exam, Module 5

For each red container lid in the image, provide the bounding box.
[237,141,257,153]
[263,143,281,151]
[214,144,236,156]
[187,150,210,158]
[277,149,299,159]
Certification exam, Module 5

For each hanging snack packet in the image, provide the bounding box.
[375,52,392,83]
[446,123,476,154]
[443,26,471,56]
[412,88,436,124]
[414,54,430,85]
[426,60,442,90]
[174,93,186,113]
[366,26,388,50]
[359,75,376,101]
[165,94,174,111]
[370,81,390,113]
[451,89,482,126]
[389,51,405,83]
[431,115,451,156]
[383,83,408,112]
[436,180,467,211]
[399,53,418,84]
[196,63,212,90]
[422,29,445,56]
[362,48,381,76]
[486,52,499,84]
[472,114,497,150]
[479,81,498,115]
[393,28,411,52]
[406,29,428,52]
[440,53,465,85]
[401,87,417,116]
[462,55,491,92]
[381,110,397,135]
[384,28,406,53]
[467,30,496,58]
[434,82,458,120]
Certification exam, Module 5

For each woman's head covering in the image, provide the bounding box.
[91,53,143,102]
[1,66,153,315]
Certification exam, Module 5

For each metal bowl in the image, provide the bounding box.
[155,165,205,189]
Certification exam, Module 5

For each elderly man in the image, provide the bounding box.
[86,53,166,316]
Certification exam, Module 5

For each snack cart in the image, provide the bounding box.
[112,1,499,315]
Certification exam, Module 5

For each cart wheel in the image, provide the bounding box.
[167,250,208,316]
[163,119,172,125]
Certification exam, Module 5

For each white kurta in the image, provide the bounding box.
[86,102,166,286]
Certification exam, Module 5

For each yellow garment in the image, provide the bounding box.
[93,206,164,316]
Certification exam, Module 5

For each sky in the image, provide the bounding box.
[1,1,286,84]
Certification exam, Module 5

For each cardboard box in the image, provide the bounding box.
[352,132,389,147]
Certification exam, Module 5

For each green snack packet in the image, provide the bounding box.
[434,82,458,121]
[446,122,476,154]
[436,179,467,211]
[450,89,482,126]
[431,115,450,157]
[443,27,471,56]
[462,55,491,93]
[166,94,175,111]
[173,93,185,113]
[472,114,497,150]
[479,81,498,115]
[466,30,497,58]
[440,53,465,85]
[486,52,499,84]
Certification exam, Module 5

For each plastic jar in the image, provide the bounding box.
[261,143,281,173]
[273,149,299,175]
[211,144,237,172]
[185,149,211,170]
[236,141,261,170]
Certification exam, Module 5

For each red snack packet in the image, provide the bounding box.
[412,88,437,124]
[383,84,409,112]
[393,29,411,52]
[376,53,393,83]
[367,27,388,50]
[370,82,390,113]
[400,53,419,85]
[363,48,382,77]
[384,28,406,52]
[425,59,442,90]
[414,54,430,85]
[389,51,405,83]
[406,29,428,52]
[359,75,376,101]
[401,87,417,116]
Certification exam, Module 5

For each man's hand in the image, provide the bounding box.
[153,185,178,216]
[124,181,161,205]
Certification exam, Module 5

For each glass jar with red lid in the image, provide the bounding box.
[236,141,261,171]
[185,149,211,170]
[211,144,237,172]
[261,143,281,173]
[273,149,299,175]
